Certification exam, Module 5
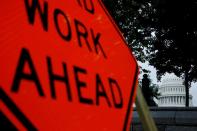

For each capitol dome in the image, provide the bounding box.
[158,76,193,107]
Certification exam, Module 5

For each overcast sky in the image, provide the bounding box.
[138,62,197,106]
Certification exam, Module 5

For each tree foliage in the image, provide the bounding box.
[102,0,197,106]
[103,0,159,62]
[148,0,197,106]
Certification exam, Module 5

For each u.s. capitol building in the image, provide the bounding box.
[158,76,193,107]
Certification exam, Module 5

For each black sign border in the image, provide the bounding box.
[0,87,37,130]
[98,1,139,131]
[0,1,138,130]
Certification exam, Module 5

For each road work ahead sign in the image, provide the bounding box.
[0,0,138,130]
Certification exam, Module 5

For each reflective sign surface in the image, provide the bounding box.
[0,0,138,130]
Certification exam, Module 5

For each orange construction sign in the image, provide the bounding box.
[0,0,138,130]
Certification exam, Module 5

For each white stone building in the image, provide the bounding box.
[158,76,193,107]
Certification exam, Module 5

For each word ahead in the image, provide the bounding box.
[11,48,123,108]
[0,0,138,131]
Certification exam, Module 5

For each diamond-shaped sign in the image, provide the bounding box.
[0,0,138,130]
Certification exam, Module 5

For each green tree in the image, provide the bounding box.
[103,0,158,62]
[148,0,197,107]
[102,0,197,107]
